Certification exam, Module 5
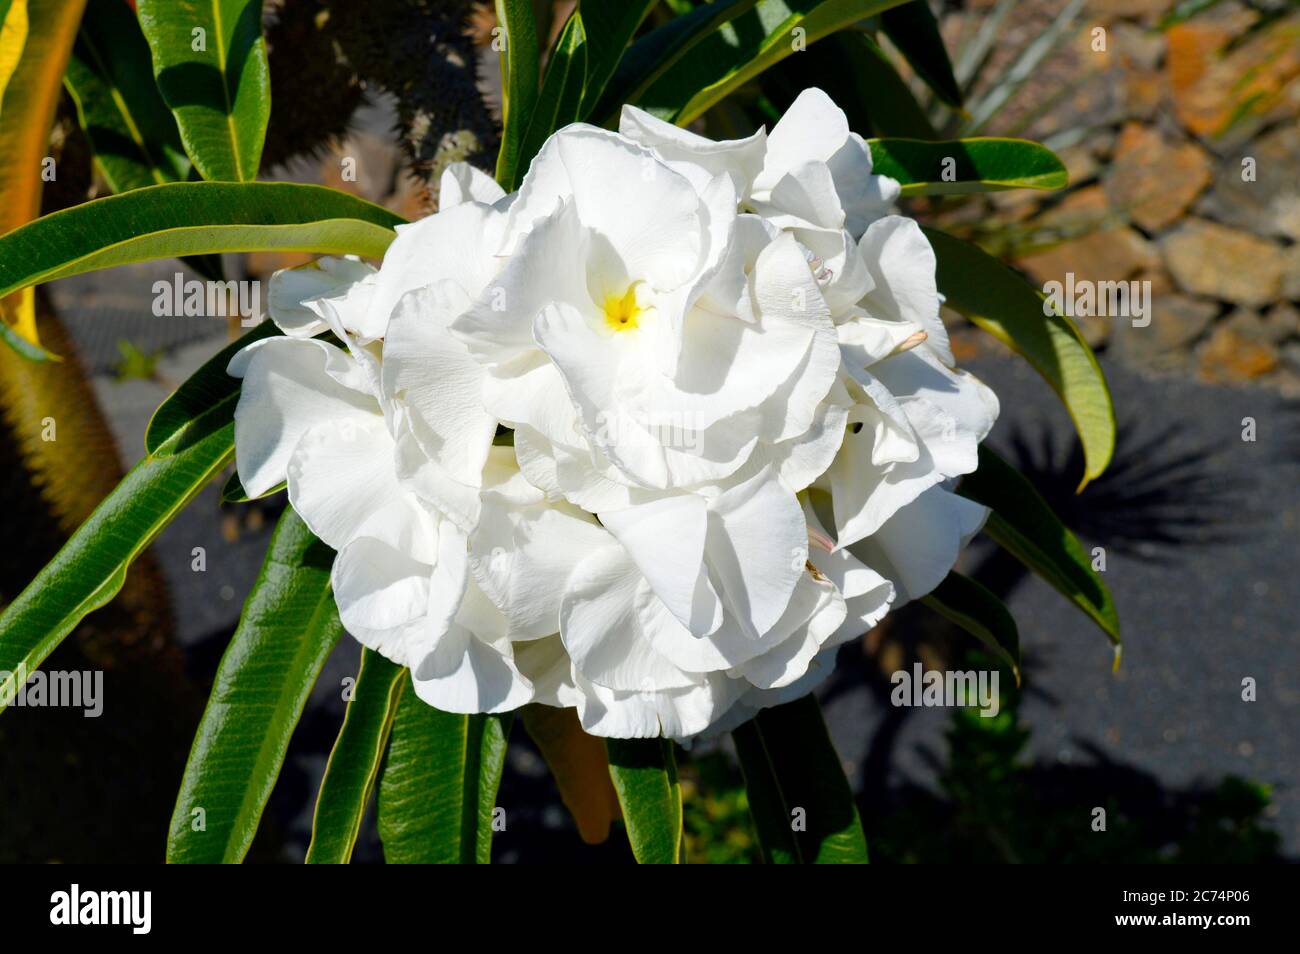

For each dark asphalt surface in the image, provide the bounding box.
[819,349,1299,858]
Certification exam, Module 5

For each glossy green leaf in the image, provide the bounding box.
[221,469,282,503]
[869,137,1067,195]
[732,693,867,863]
[605,738,683,864]
[576,0,656,120]
[146,319,275,455]
[784,30,937,139]
[64,0,192,192]
[924,227,1115,488]
[493,0,540,191]
[167,507,341,863]
[592,0,758,126]
[377,699,512,863]
[634,0,910,125]
[880,0,963,109]
[0,182,403,301]
[137,0,270,181]
[515,8,587,185]
[959,445,1120,647]
[306,649,405,864]
[0,390,234,715]
[922,571,1021,681]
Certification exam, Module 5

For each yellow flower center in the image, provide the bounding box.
[603,286,641,332]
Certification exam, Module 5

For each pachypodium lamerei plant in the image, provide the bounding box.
[0,0,1119,864]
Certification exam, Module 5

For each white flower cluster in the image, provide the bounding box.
[230,89,998,740]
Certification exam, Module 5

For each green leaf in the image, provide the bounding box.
[137,0,270,181]
[0,388,234,715]
[221,469,282,503]
[493,0,540,191]
[633,0,910,125]
[869,136,1067,195]
[591,0,758,126]
[167,507,341,863]
[377,698,512,863]
[605,738,683,864]
[732,693,867,863]
[924,226,1115,488]
[306,649,405,864]
[64,0,192,192]
[575,0,656,120]
[791,30,937,139]
[880,0,963,109]
[961,0,1082,135]
[0,182,403,301]
[959,445,1120,648]
[146,319,276,455]
[922,571,1021,681]
[515,8,587,185]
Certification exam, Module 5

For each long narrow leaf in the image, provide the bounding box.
[377,697,512,863]
[732,693,867,863]
[576,0,657,120]
[880,0,963,108]
[922,571,1021,681]
[167,507,342,863]
[962,0,1082,135]
[64,0,192,192]
[634,0,911,125]
[0,394,234,713]
[137,0,270,181]
[494,0,540,190]
[924,227,1115,488]
[592,0,758,126]
[823,31,938,139]
[959,445,1120,648]
[306,649,405,864]
[515,9,587,184]
[869,136,1066,195]
[0,182,404,301]
[605,738,683,864]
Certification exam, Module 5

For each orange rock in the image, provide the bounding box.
[1167,14,1300,137]
[1105,123,1212,232]
[1199,325,1279,382]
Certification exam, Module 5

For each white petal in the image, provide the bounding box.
[286,416,435,559]
[229,337,378,497]
[850,486,988,604]
[705,465,806,638]
[267,256,376,337]
[366,201,506,339]
[619,104,767,198]
[382,284,497,493]
[735,572,846,690]
[858,216,951,365]
[411,622,533,713]
[559,545,699,692]
[471,473,609,640]
[439,161,507,209]
[754,87,850,193]
[599,494,722,636]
